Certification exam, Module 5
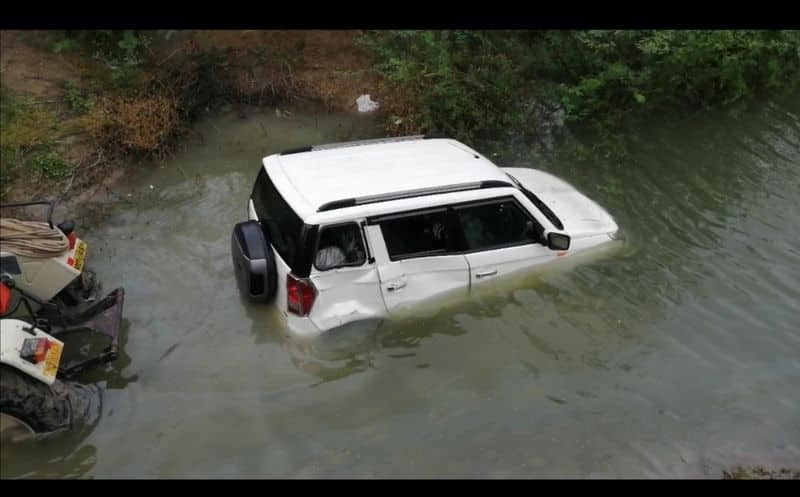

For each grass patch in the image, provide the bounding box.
[63,80,95,114]
[723,466,799,479]
[0,91,57,151]
[0,89,74,197]
[29,149,72,179]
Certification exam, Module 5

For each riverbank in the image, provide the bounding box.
[4,30,797,217]
[0,30,385,213]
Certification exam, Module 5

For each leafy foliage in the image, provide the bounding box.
[359,31,532,142]
[363,30,800,150]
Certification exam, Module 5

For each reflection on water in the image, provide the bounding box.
[3,96,799,478]
[78,319,139,390]
[1,412,100,478]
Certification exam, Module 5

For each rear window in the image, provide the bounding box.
[251,167,305,267]
[314,223,366,271]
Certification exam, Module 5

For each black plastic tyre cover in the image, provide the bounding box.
[231,220,277,301]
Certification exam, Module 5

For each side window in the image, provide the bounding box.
[379,210,450,260]
[455,199,542,251]
[314,223,366,271]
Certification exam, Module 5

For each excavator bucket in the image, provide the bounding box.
[45,288,126,378]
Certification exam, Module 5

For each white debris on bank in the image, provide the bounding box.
[356,94,380,113]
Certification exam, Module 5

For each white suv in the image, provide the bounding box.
[231,136,621,337]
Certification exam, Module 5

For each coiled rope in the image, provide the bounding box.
[0,218,69,258]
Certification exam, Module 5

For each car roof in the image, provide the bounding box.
[263,137,511,220]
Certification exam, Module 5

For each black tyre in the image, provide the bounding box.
[0,365,100,438]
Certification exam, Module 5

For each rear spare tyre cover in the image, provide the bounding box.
[231,220,277,301]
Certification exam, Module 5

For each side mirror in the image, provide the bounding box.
[547,232,571,251]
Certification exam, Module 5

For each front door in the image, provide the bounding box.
[453,197,554,290]
[366,208,470,315]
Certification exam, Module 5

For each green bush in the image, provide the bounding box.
[30,150,72,180]
[49,30,152,92]
[360,30,532,142]
[54,30,150,65]
[364,30,800,149]
[63,81,95,114]
[529,30,800,123]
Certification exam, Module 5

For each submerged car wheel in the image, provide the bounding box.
[0,365,100,438]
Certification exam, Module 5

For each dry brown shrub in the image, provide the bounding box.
[85,94,178,154]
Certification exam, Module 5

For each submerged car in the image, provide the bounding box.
[232,136,622,337]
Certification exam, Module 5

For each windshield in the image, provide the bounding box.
[506,173,565,230]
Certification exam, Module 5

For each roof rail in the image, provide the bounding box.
[279,145,313,156]
[317,180,513,212]
[279,134,449,156]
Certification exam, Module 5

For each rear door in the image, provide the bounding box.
[453,197,555,290]
[366,207,470,314]
[307,221,388,331]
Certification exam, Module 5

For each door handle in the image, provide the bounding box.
[386,281,407,291]
[475,269,498,279]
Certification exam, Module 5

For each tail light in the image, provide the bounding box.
[0,282,10,316]
[20,337,53,364]
[67,231,77,250]
[287,273,316,317]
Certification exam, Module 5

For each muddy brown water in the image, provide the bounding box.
[1,97,799,478]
